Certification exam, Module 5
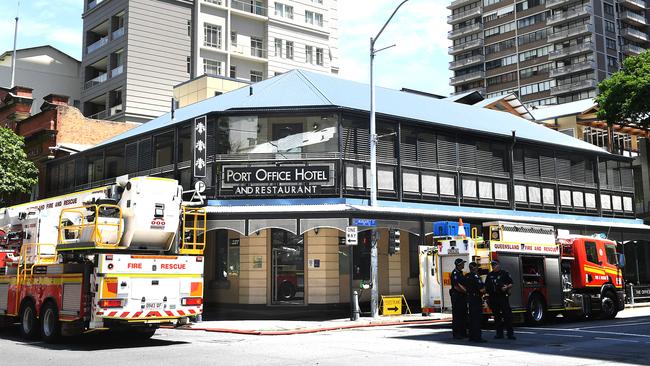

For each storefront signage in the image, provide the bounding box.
[633,285,650,299]
[353,218,376,227]
[490,241,560,255]
[193,115,207,178]
[223,166,330,184]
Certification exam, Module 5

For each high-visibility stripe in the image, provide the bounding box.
[108,311,118,317]
[98,274,202,278]
[119,312,130,318]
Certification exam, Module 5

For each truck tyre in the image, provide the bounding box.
[526,294,546,325]
[19,301,40,340]
[41,302,61,343]
[600,292,618,320]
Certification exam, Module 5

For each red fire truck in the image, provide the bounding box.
[483,221,624,324]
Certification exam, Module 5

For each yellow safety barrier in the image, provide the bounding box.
[58,204,123,248]
[180,206,206,255]
[15,243,58,309]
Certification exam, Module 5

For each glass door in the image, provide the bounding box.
[271,229,305,305]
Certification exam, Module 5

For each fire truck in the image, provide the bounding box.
[0,176,206,342]
[420,220,624,324]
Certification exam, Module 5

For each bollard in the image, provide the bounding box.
[351,290,361,321]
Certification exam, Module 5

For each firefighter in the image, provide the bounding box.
[486,259,516,340]
[466,261,487,343]
[450,258,468,339]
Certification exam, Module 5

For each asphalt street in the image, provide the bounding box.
[2,307,650,366]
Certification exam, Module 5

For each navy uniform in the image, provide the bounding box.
[465,262,486,343]
[450,258,468,339]
[486,260,515,339]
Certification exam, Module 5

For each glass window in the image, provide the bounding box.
[585,241,598,264]
[601,194,611,210]
[353,231,371,280]
[612,195,622,210]
[316,47,324,66]
[439,175,455,196]
[605,243,617,265]
[86,152,104,183]
[462,179,477,198]
[623,197,633,211]
[479,181,492,199]
[605,20,615,33]
[204,23,222,48]
[177,125,191,162]
[274,38,282,57]
[560,190,571,206]
[305,45,313,63]
[154,131,174,167]
[105,144,124,178]
[422,172,438,194]
[528,186,541,203]
[286,41,294,59]
[403,171,419,193]
[378,167,394,191]
[250,70,263,82]
[572,191,584,207]
[495,183,508,200]
[203,59,222,75]
[515,185,527,202]
[585,192,596,208]
[216,114,339,155]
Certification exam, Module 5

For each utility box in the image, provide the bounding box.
[433,221,470,237]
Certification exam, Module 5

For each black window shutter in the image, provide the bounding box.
[125,142,138,173]
[138,138,152,171]
[437,134,457,167]
[418,132,437,167]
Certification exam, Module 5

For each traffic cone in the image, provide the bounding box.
[457,218,466,238]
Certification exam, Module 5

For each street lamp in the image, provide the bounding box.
[369,0,410,318]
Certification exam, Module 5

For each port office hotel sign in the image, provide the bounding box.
[222,165,333,196]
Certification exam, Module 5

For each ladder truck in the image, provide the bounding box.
[0,176,206,342]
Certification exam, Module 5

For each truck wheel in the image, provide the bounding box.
[19,301,40,340]
[600,292,618,320]
[526,294,546,325]
[41,302,61,343]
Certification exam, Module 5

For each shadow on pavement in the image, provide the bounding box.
[395,314,650,366]
[0,325,188,351]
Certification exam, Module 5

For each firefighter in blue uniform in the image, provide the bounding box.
[450,258,468,339]
[486,259,516,340]
[466,261,487,343]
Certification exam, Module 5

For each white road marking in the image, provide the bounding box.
[520,326,650,339]
[594,337,639,343]
[578,321,650,330]
[542,333,583,338]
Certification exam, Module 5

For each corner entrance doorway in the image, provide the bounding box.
[271,229,305,305]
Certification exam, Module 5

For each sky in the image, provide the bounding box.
[0,0,453,95]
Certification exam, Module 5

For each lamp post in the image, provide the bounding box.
[369,0,410,318]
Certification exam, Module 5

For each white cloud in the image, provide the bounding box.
[337,0,452,95]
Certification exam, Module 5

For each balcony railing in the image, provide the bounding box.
[451,87,485,96]
[232,44,268,59]
[111,65,124,77]
[87,36,108,54]
[448,38,484,54]
[548,24,592,42]
[231,0,267,16]
[546,0,572,8]
[621,28,649,42]
[549,60,595,78]
[449,54,485,70]
[622,44,645,55]
[621,11,647,26]
[109,104,123,116]
[88,110,108,120]
[205,0,224,5]
[548,42,594,60]
[448,0,481,9]
[550,78,597,95]
[447,7,481,24]
[547,5,592,25]
[450,70,485,85]
[620,0,647,10]
[448,23,482,39]
[112,27,125,40]
[84,73,107,90]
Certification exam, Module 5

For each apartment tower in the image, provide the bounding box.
[447,0,650,106]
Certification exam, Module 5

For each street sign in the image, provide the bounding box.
[345,226,358,246]
[353,218,376,227]
[381,296,402,316]
[194,180,206,193]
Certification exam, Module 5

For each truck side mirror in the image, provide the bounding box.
[617,253,626,268]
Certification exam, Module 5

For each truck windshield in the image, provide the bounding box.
[605,244,618,265]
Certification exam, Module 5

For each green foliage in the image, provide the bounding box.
[0,127,38,205]
[596,50,650,128]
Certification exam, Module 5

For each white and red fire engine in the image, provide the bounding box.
[0,176,206,342]
[420,220,624,324]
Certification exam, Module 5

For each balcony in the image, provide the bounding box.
[621,11,648,26]
[448,38,484,54]
[620,0,647,11]
[84,73,107,90]
[231,44,268,59]
[622,44,645,55]
[447,7,481,24]
[109,104,123,116]
[546,5,592,25]
[546,0,573,8]
[231,0,267,17]
[548,24,592,42]
[548,42,594,60]
[111,65,124,77]
[550,78,597,95]
[88,110,108,120]
[448,23,482,39]
[87,0,105,11]
[204,0,224,5]
[549,60,595,77]
[449,54,485,70]
[447,0,480,9]
[450,70,485,85]
[87,36,108,54]
[621,28,650,42]
[112,27,125,40]
[451,87,485,96]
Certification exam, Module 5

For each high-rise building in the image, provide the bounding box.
[80,0,339,124]
[447,0,650,107]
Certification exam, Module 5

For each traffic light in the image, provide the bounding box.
[388,229,401,255]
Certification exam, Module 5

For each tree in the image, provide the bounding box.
[0,127,38,205]
[596,50,650,130]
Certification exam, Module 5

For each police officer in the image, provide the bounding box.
[465,261,487,343]
[486,259,515,340]
[450,258,468,339]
